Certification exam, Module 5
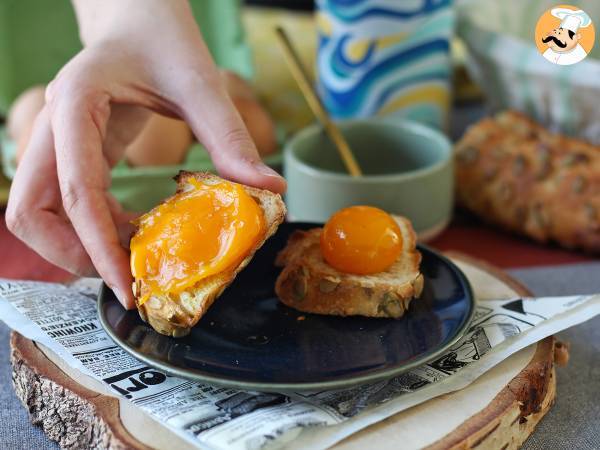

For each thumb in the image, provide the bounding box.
[178,78,286,194]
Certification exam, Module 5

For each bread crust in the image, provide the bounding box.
[455,111,600,253]
[274,218,423,318]
[132,171,286,337]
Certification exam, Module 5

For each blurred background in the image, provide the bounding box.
[0,0,598,256]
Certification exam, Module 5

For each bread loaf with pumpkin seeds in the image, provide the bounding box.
[274,216,423,318]
[455,111,600,253]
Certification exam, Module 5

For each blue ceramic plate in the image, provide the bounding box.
[98,222,474,392]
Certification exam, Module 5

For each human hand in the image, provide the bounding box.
[6,1,286,309]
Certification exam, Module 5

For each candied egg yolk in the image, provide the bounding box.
[320,206,403,275]
[130,179,265,302]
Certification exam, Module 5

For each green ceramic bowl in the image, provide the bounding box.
[284,119,453,240]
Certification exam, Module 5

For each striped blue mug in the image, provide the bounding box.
[316,0,455,130]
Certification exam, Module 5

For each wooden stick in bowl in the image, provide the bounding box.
[275,26,363,177]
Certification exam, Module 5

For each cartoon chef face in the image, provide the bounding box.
[542,27,581,53]
[538,7,593,65]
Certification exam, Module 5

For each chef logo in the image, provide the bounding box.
[535,5,595,65]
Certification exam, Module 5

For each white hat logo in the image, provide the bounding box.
[539,6,594,65]
[552,8,592,33]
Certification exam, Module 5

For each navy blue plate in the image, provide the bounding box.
[98,222,474,392]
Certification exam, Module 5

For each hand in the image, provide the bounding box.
[6,1,286,309]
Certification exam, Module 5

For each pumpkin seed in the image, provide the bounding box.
[572,176,586,194]
[562,153,589,167]
[535,144,552,179]
[515,206,527,223]
[532,205,549,228]
[584,204,597,222]
[484,166,498,180]
[292,275,307,302]
[412,275,424,295]
[319,278,339,293]
[147,296,162,310]
[513,155,527,175]
[378,292,403,316]
[456,146,478,164]
[492,147,507,160]
[499,183,513,202]
[172,327,190,338]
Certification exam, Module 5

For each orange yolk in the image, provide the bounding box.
[320,206,403,275]
[130,179,265,303]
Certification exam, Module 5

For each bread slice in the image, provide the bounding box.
[275,216,423,318]
[132,171,286,337]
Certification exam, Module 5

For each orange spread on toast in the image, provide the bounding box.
[130,178,265,304]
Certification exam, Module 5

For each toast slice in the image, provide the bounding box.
[132,171,286,337]
[275,216,423,318]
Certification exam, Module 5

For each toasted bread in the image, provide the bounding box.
[275,216,423,318]
[133,171,286,337]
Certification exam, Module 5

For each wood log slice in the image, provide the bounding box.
[10,254,565,449]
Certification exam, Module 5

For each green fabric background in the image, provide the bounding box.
[0,0,253,116]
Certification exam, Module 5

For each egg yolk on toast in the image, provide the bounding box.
[130,179,265,304]
[320,206,403,275]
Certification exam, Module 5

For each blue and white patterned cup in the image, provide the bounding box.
[316,0,455,130]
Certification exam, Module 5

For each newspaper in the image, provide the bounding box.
[0,278,597,450]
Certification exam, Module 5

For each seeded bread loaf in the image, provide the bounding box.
[274,216,423,318]
[455,111,600,253]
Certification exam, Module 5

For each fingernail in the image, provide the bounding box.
[112,287,127,307]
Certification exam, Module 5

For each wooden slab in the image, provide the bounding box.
[9,254,566,449]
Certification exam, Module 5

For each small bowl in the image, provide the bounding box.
[283,118,453,240]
